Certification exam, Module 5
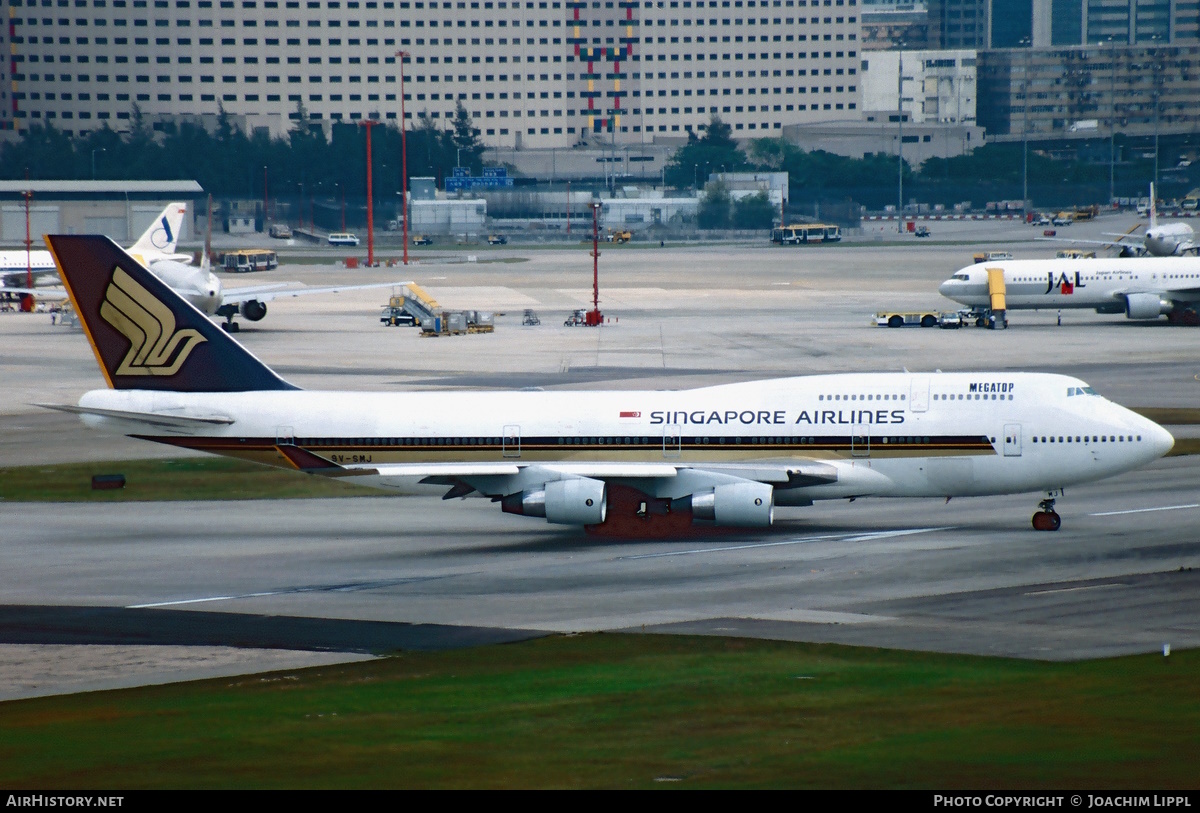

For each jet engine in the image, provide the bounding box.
[503,477,607,525]
[1124,293,1173,320]
[240,300,268,322]
[690,481,775,526]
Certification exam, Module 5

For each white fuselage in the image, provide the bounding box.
[1144,222,1195,256]
[76,371,1172,502]
[145,259,223,315]
[939,257,1200,312]
[0,250,58,288]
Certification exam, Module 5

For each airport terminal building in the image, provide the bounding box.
[0,0,864,149]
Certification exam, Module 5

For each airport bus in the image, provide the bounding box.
[220,249,279,273]
[770,223,842,245]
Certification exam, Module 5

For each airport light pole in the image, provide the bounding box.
[22,186,33,312]
[263,165,269,223]
[1150,36,1162,190]
[396,50,410,266]
[1108,36,1117,205]
[1020,39,1030,218]
[897,54,903,233]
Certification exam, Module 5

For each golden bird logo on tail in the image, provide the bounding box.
[99,267,206,376]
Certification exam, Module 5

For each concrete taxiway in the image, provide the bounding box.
[2,217,1198,699]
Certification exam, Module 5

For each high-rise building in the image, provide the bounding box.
[976,41,1200,140]
[0,0,866,147]
[926,0,1197,50]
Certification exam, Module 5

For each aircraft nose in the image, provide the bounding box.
[1144,419,1175,460]
[938,278,955,298]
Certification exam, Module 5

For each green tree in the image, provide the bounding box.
[664,115,749,189]
[450,102,484,174]
[697,179,732,229]
[732,191,776,229]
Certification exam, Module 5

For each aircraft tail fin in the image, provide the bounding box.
[1149,183,1158,229]
[129,202,188,256]
[45,234,297,393]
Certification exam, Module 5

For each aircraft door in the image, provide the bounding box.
[663,424,681,458]
[910,377,930,412]
[275,425,295,447]
[503,424,521,458]
[851,423,870,458]
[1003,424,1022,457]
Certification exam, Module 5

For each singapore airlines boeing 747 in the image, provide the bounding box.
[45,235,1173,535]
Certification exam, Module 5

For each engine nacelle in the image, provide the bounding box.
[240,299,268,321]
[509,477,607,525]
[691,481,774,527]
[1124,293,1172,320]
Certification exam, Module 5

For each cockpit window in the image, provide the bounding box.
[1066,386,1099,396]
[952,274,970,281]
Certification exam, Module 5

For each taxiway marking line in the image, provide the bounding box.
[619,527,951,560]
[1024,583,1127,596]
[130,592,276,608]
[1089,503,1200,517]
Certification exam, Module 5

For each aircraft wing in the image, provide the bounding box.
[1035,235,1147,252]
[274,447,868,501]
[221,280,413,306]
[0,285,68,300]
[1,267,61,288]
[1112,285,1200,302]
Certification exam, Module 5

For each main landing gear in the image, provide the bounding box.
[1032,497,1062,532]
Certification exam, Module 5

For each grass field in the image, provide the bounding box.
[0,457,380,502]
[0,634,1196,789]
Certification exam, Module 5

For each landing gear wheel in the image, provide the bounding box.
[1032,511,1061,531]
[222,321,240,333]
[1032,497,1061,531]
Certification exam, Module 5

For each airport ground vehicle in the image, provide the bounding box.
[412,235,434,246]
[564,308,588,326]
[606,229,633,243]
[487,234,508,245]
[1052,214,1074,226]
[770,223,842,245]
[973,251,1013,263]
[268,224,293,239]
[1056,249,1096,259]
[420,310,495,336]
[874,310,960,328]
[522,309,541,325]
[220,249,278,273]
[381,295,418,327]
[914,226,931,238]
[328,232,360,247]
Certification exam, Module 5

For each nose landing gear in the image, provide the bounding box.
[1032,497,1062,531]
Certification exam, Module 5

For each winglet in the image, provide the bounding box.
[45,234,297,393]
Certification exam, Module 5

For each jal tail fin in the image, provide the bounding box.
[46,234,297,393]
[1149,183,1158,229]
[129,202,188,257]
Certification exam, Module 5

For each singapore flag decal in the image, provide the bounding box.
[620,411,641,418]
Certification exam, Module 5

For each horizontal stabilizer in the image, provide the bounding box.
[38,402,234,428]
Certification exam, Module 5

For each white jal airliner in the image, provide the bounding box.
[939,255,1200,324]
[45,235,1174,535]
